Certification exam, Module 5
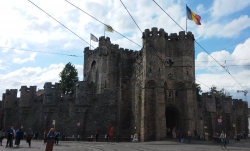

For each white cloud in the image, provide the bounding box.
[196,38,250,103]
[0,60,4,69]
[196,38,250,71]
[197,15,250,38]
[12,52,37,64]
[196,71,250,99]
[210,0,250,19]
[197,4,206,14]
[231,38,250,65]
[195,50,232,72]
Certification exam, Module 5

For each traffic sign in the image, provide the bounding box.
[217,118,222,126]
[76,122,81,127]
[217,118,222,123]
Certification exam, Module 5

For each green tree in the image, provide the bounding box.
[196,83,202,102]
[210,85,226,103]
[59,62,78,95]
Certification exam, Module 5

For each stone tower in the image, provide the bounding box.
[134,27,196,141]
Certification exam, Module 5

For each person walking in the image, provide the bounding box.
[180,130,184,143]
[45,128,55,151]
[172,127,176,139]
[0,129,5,146]
[15,128,22,147]
[188,130,192,143]
[95,132,99,142]
[106,132,109,143]
[35,132,39,140]
[54,131,60,145]
[44,131,48,144]
[6,126,14,148]
[193,129,197,140]
[23,131,27,140]
[26,128,33,147]
[220,131,227,149]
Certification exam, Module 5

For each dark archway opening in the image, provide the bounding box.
[165,107,180,131]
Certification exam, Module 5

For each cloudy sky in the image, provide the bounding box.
[0,0,250,104]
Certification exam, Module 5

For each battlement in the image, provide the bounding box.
[19,85,37,107]
[201,92,215,98]
[232,98,243,102]
[84,37,136,58]
[118,47,136,57]
[5,89,18,94]
[142,27,194,41]
[20,86,37,92]
[4,89,18,109]
[44,82,61,90]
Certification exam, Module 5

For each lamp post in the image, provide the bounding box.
[52,120,56,130]
[204,126,207,141]
[233,123,236,140]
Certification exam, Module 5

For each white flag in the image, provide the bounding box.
[90,33,98,42]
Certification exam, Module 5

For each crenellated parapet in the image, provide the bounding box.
[43,82,61,105]
[3,89,18,109]
[201,92,216,112]
[19,86,37,107]
[142,27,194,61]
[142,27,194,41]
[232,99,248,116]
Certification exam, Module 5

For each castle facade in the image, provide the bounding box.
[0,28,248,141]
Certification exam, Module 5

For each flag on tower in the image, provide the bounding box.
[186,5,201,25]
[105,24,114,33]
[90,33,98,42]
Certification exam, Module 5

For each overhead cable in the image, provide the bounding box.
[65,0,141,48]
[120,0,143,33]
[28,0,94,49]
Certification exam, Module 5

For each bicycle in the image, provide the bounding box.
[221,138,227,149]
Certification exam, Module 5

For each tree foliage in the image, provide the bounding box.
[196,83,202,102]
[59,62,78,95]
[209,85,227,103]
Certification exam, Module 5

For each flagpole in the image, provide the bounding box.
[90,34,92,50]
[186,4,187,33]
[104,26,105,37]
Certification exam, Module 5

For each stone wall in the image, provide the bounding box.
[198,92,248,139]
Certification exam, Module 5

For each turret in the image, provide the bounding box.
[43,82,61,105]
[4,89,18,109]
[19,86,37,107]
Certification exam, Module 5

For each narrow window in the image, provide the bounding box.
[168,91,172,98]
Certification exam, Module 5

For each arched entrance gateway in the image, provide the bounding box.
[165,106,181,135]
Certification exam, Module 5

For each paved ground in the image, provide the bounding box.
[1,138,250,151]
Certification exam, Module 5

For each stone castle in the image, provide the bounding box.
[0,27,248,141]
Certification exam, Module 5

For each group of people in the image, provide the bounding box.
[168,126,228,145]
[0,126,61,151]
[168,127,189,143]
[3,126,33,148]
